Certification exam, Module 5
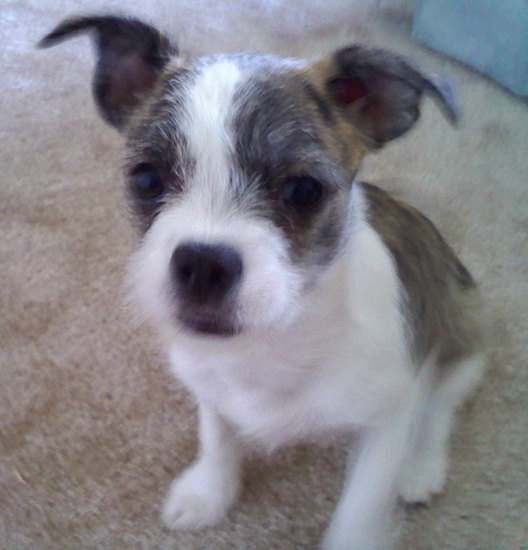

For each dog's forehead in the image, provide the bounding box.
[176,51,308,93]
[177,54,315,132]
[148,53,351,180]
[161,54,328,142]
[176,57,244,183]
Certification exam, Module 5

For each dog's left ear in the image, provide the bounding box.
[320,45,459,148]
[38,15,177,129]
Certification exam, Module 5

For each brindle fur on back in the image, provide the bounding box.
[362,182,481,366]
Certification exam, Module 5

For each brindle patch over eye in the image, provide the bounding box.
[124,100,194,233]
[231,70,354,267]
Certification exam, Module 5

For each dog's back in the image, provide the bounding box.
[362,181,482,366]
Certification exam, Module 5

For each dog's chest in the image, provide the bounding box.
[168,316,407,448]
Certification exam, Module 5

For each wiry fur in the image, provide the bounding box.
[40,15,484,550]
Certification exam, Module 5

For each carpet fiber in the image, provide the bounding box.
[1,1,527,549]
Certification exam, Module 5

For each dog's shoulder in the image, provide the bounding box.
[358,181,479,364]
[359,181,474,290]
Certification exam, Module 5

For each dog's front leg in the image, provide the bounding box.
[162,401,243,530]
[322,404,413,550]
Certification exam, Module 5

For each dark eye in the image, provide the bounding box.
[281,176,324,212]
[131,163,165,200]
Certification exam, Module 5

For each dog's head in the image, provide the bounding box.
[39,16,457,338]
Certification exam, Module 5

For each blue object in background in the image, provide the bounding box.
[412,0,528,97]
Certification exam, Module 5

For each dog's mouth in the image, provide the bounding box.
[177,309,240,337]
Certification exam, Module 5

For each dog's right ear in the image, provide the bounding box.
[38,16,177,130]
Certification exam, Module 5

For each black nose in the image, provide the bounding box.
[171,242,243,303]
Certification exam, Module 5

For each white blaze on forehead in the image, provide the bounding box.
[180,59,243,206]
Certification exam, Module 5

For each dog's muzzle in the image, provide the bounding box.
[170,241,243,336]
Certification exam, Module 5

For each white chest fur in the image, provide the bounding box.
[167,222,413,449]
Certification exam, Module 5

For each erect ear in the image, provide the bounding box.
[38,15,177,129]
[321,45,459,148]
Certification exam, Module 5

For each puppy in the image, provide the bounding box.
[39,16,484,550]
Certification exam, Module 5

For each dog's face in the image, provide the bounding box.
[125,54,366,336]
[40,16,457,337]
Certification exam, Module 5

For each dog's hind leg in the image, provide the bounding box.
[397,353,485,504]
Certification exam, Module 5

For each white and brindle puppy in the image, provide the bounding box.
[40,16,485,550]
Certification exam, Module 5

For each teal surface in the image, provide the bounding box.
[412,0,528,96]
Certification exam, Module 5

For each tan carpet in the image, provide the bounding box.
[1,1,527,549]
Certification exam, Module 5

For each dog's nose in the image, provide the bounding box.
[171,242,243,303]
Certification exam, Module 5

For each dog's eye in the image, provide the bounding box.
[131,163,165,200]
[281,176,324,212]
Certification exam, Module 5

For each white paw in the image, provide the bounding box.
[161,461,239,530]
[397,452,447,504]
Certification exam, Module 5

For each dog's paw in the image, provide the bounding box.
[397,452,447,504]
[161,461,239,530]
